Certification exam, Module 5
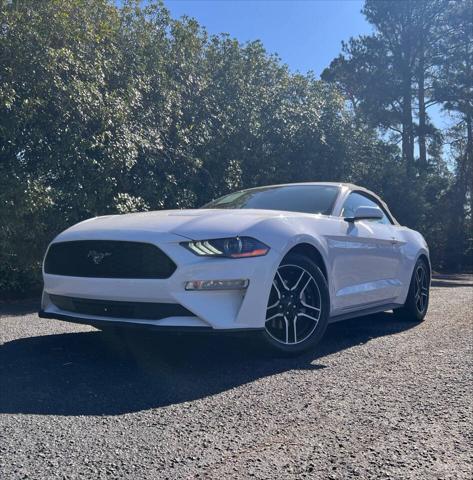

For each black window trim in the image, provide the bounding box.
[341,190,395,225]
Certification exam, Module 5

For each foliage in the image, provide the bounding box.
[0,0,471,297]
[322,0,472,271]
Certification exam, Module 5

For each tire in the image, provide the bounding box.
[393,258,430,322]
[261,252,330,356]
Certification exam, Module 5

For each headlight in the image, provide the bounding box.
[182,236,270,258]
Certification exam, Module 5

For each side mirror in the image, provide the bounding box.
[345,206,383,223]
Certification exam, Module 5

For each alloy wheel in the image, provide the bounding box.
[414,264,429,314]
[265,264,322,345]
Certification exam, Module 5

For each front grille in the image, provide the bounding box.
[44,240,176,279]
[50,295,195,320]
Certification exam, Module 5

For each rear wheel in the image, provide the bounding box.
[393,258,430,322]
[261,253,330,356]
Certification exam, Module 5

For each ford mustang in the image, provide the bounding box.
[39,183,431,355]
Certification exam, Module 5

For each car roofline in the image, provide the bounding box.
[233,182,400,225]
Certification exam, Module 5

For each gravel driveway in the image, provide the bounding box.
[1,275,472,479]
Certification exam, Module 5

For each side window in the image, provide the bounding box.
[341,192,392,225]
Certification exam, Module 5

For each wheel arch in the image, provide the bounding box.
[417,252,431,280]
[284,242,329,285]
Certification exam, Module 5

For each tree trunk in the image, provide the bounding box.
[467,113,473,270]
[418,38,427,171]
[402,76,415,172]
[400,14,415,172]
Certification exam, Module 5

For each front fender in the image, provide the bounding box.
[244,216,331,265]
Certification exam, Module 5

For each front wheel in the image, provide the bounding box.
[261,253,330,356]
[393,258,430,322]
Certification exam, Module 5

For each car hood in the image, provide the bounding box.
[57,209,299,242]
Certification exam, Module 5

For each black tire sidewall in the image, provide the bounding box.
[396,258,430,322]
[261,252,330,355]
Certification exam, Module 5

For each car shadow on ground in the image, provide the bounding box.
[0,300,40,317]
[430,279,473,288]
[0,312,418,416]
[431,274,473,288]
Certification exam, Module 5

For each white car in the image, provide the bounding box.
[40,183,430,355]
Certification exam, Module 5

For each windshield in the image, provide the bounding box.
[203,185,340,215]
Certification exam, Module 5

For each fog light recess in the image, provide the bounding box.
[185,279,249,291]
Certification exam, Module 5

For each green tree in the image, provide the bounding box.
[322,0,448,172]
[0,0,470,297]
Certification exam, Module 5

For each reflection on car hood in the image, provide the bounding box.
[58,209,312,241]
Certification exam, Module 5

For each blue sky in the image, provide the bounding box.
[164,0,449,132]
[164,0,371,76]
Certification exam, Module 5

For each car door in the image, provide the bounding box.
[330,191,403,313]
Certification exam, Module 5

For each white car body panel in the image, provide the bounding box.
[41,183,430,331]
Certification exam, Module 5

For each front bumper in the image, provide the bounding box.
[38,310,264,333]
[41,235,280,331]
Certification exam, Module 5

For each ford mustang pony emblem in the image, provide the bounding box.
[87,250,112,264]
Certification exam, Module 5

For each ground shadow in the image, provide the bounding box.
[432,274,472,281]
[0,312,417,416]
[0,300,40,317]
[431,274,473,288]
[431,279,473,288]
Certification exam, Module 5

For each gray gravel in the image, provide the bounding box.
[1,275,472,479]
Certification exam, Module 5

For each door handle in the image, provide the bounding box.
[390,237,399,245]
